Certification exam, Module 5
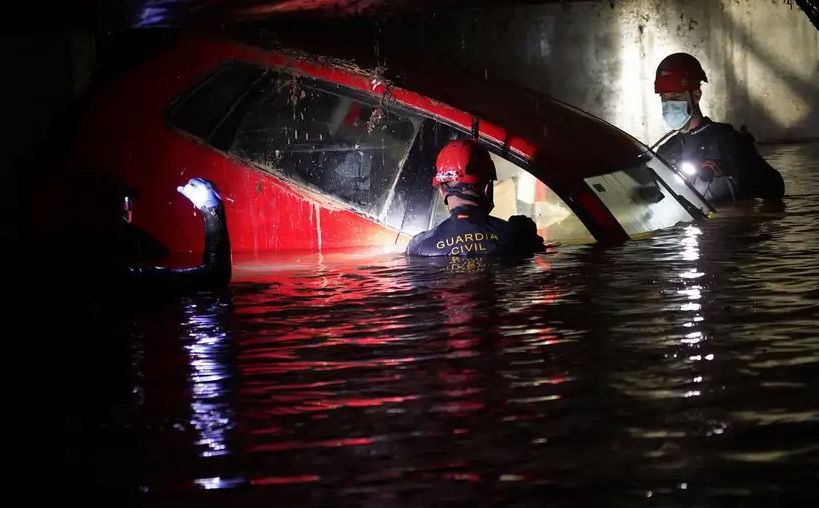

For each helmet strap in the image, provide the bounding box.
[442,183,494,213]
[683,90,704,132]
[443,184,485,205]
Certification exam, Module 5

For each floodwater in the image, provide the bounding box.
[43,143,818,506]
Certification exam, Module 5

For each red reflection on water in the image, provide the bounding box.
[243,379,347,395]
[439,472,481,483]
[251,475,320,486]
[251,436,375,453]
[255,394,420,415]
[226,255,565,487]
[432,400,486,415]
[240,356,420,374]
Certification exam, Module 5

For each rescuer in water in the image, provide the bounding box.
[34,175,231,294]
[122,177,231,291]
[654,52,784,205]
[406,139,545,257]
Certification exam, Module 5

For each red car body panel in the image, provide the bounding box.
[67,34,647,261]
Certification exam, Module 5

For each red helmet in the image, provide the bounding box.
[432,139,497,186]
[654,53,708,93]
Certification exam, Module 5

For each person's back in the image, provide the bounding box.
[408,205,543,257]
[406,139,544,258]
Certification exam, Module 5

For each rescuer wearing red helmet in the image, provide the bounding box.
[35,175,232,296]
[405,139,545,257]
[654,52,784,204]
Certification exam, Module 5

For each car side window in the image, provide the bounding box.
[583,156,699,238]
[229,71,422,218]
[167,60,263,142]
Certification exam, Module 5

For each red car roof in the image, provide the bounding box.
[207,31,646,183]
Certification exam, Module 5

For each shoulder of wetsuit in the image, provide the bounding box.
[483,213,515,229]
[704,121,742,141]
[700,121,760,160]
[706,122,784,199]
[693,121,748,153]
[729,133,785,199]
[656,133,682,157]
[406,220,447,255]
[682,121,744,169]
[507,215,547,253]
[702,120,735,132]
[714,123,761,158]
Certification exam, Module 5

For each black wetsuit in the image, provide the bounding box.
[406,206,545,257]
[125,203,231,292]
[657,117,784,203]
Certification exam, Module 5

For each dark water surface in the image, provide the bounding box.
[51,143,819,506]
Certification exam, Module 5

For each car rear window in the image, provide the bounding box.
[167,60,263,142]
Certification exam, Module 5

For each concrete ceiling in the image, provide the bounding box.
[17,0,819,30]
[190,0,819,28]
[19,1,605,29]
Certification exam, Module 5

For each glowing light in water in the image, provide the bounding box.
[680,225,701,262]
[682,331,703,344]
[681,269,704,279]
[677,287,702,300]
[194,476,244,490]
[183,301,236,462]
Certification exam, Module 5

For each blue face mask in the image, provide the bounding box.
[662,100,692,130]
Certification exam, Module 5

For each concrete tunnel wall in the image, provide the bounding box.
[387,0,819,144]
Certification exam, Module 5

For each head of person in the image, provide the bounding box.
[654,52,708,132]
[35,171,131,237]
[432,139,497,213]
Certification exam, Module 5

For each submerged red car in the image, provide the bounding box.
[65,33,712,263]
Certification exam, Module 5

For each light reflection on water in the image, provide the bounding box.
[74,143,819,505]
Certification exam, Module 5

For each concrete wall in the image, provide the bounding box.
[389,0,818,144]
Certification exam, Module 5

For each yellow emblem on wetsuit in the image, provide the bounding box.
[436,232,499,250]
[435,232,500,254]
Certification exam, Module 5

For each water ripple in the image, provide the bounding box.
[119,143,819,505]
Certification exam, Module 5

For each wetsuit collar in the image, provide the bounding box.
[687,116,713,136]
[450,205,481,219]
